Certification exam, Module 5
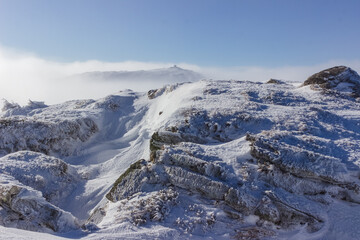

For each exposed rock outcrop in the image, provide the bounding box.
[0,151,81,205]
[266,79,285,84]
[303,66,360,98]
[0,175,78,232]
[0,117,98,157]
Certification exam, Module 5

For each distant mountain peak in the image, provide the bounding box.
[76,66,204,84]
[170,64,180,69]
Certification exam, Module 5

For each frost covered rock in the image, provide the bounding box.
[265,189,325,232]
[0,151,80,205]
[247,130,360,203]
[164,165,230,199]
[0,92,141,158]
[160,152,226,180]
[233,227,276,240]
[106,144,257,225]
[1,100,20,112]
[176,110,272,143]
[0,116,98,157]
[1,100,47,116]
[247,132,350,183]
[105,159,155,202]
[266,78,286,84]
[116,188,178,225]
[147,83,184,99]
[255,196,281,224]
[0,175,78,233]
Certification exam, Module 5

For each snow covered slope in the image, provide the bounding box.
[0,66,360,239]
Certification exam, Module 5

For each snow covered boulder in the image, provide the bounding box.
[0,116,98,157]
[114,188,179,226]
[303,66,360,98]
[247,132,360,201]
[266,78,286,84]
[147,83,183,99]
[0,174,78,233]
[105,159,162,202]
[1,100,47,116]
[247,132,350,183]
[176,110,272,143]
[0,151,81,205]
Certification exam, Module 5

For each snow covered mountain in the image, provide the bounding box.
[76,65,204,84]
[1,66,360,239]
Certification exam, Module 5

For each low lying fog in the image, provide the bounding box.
[1,46,359,106]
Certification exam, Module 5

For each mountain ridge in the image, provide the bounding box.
[76,65,204,83]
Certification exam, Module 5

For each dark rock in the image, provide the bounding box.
[266,79,285,84]
[106,159,149,202]
[255,196,280,223]
[303,66,360,97]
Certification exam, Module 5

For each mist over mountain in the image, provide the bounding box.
[75,65,204,84]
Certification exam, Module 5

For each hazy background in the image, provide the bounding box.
[1,45,359,105]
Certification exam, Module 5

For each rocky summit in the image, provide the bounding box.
[303,66,360,98]
[1,67,360,239]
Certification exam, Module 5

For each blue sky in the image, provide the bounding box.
[1,0,360,67]
[1,0,360,105]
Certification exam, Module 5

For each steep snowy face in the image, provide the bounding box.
[303,66,360,98]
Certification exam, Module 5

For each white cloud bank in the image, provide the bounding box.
[0,45,359,106]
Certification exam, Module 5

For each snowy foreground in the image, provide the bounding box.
[1,66,360,239]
